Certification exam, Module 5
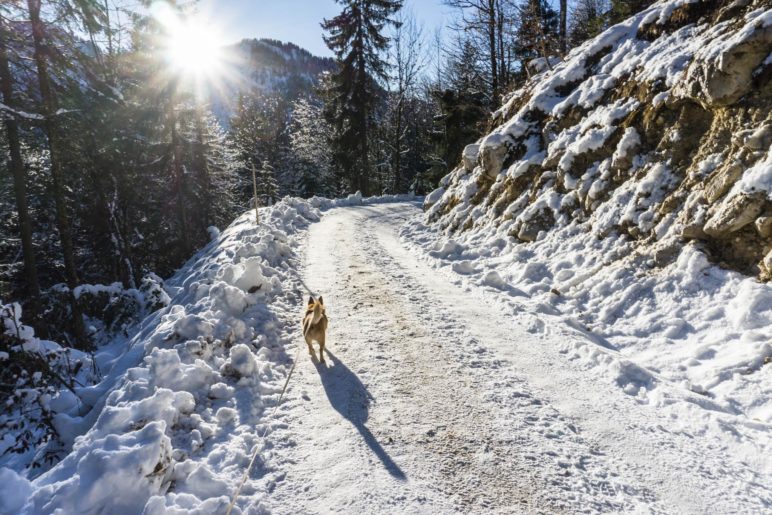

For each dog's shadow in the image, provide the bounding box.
[311,350,406,481]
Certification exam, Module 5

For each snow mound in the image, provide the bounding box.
[309,191,417,209]
[7,197,321,514]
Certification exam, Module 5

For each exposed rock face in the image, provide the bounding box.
[757,216,772,237]
[426,0,772,279]
[762,248,772,279]
[479,134,511,180]
[745,124,772,150]
[704,193,766,237]
[462,144,480,173]
[704,161,744,203]
[686,12,772,107]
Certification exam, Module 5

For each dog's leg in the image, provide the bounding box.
[304,334,314,357]
[318,333,326,363]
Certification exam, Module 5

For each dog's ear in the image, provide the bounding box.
[308,296,314,306]
[318,296,324,305]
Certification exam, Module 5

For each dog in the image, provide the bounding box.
[303,295,328,363]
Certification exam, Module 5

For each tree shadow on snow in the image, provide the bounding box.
[349,202,423,222]
[312,350,406,481]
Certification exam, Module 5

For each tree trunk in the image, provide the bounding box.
[358,47,370,196]
[487,0,499,107]
[169,105,190,255]
[27,0,88,347]
[560,0,567,56]
[0,18,41,301]
[194,106,211,230]
[497,0,506,90]
[393,96,403,193]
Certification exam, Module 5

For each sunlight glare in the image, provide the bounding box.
[151,1,231,94]
[166,20,223,76]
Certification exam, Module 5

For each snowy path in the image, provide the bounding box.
[259,202,769,514]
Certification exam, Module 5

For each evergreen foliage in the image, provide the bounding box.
[321,0,403,195]
[514,0,560,72]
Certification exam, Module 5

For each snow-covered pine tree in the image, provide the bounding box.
[228,91,293,197]
[321,0,403,196]
[183,110,243,230]
[289,97,337,197]
[256,159,279,205]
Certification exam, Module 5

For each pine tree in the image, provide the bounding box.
[0,7,41,307]
[570,0,610,47]
[256,160,279,205]
[228,91,292,197]
[514,0,559,74]
[321,0,403,196]
[25,0,109,348]
[436,38,489,174]
[610,0,653,24]
[289,97,336,197]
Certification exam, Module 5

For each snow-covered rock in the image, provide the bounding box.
[429,0,771,277]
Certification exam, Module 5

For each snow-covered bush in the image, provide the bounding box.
[0,303,95,470]
[39,274,171,347]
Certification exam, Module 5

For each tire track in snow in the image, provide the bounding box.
[265,202,660,514]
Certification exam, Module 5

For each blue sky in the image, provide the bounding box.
[193,0,453,57]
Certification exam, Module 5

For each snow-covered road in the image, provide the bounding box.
[258,202,769,514]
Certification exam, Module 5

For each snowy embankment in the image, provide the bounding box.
[0,193,411,514]
[415,0,772,427]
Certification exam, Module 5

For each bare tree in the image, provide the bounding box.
[560,0,567,55]
[443,0,524,105]
[388,12,426,192]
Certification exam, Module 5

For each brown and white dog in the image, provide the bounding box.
[303,296,328,363]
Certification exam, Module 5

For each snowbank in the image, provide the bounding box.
[1,197,322,514]
[308,191,417,209]
[404,217,772,422]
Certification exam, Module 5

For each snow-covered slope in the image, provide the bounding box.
[419,0,772,421]
[0,199,321,514]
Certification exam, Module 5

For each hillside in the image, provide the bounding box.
[417,0,772,420]
[2,1,771,513]
[428,0,771,277]
[210,38,336,122]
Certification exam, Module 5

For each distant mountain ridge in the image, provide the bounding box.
[235,38,336,80]
[209,38,336,122]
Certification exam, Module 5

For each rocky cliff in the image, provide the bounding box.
[426,0,772,280]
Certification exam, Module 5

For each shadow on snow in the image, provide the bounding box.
[312,350,406,481]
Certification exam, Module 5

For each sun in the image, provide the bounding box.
[165,19,224,77]
[150,1,230,92]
